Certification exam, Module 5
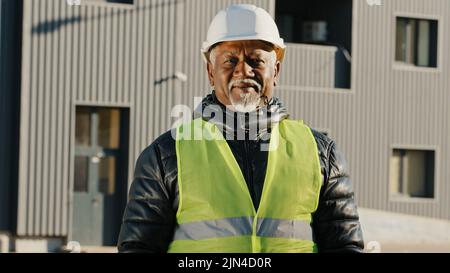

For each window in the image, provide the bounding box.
[87,0,134,5]
[395,17,438,67]
[275,0,352,50]
[106,0,133,4]
[275,0,353,89]
[74,156,89,192]
[390,149,435,198]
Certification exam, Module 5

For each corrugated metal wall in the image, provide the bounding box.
[16,0,450,237]
[352,0,450,219]
[17,0,274,237]
[0,0,21,232]
[275,0,450,220]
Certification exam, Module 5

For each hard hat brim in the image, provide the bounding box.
[201,36,286,63]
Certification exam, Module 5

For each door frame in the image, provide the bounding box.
[69,103,130,246]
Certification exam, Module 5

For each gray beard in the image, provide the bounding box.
[229,91,262,113]
[227,78,263,113]
[193,91,289,141]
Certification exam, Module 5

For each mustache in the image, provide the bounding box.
[228,78,262,94]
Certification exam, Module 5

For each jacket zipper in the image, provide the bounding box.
[242,140,256,210]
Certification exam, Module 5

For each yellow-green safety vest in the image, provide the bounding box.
[168,118,322,253]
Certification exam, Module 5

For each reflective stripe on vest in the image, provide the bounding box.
[169,118,322,253]
[173,217,313,241]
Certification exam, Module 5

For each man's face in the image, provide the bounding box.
[207,40,281,112]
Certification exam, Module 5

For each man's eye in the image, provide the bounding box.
[250,59,264,66]
[224,58,237,65]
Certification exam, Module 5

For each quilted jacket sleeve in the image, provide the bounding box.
[312,134,365,253]
[117,131,177,253]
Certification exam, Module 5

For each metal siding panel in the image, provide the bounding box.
[163,1,171,134]
[16,0,29,236]
[173,0,184,107]
[98,7,105,102]
[148,0,157,145]
[41,0,53,236]
[125,7,133,185]
[374,1,383,210]
[23,0,34,235]
[352,0,363,207]
[366,0,375,209]
[90,7,98,102]
[128,2,138,183]
[27,0,38,235]
[161,0,169,135]
[162,0,170,135]
[141,1,149,148]
[380,3,391,211]
[182,0,190,107]
[111,9,118,102]
[86,6,94,101]
[136,0,144,148]
[192,0,201,107]
[167,2,175,133]
[123,9,131,103]
[46,0,59,236]
[62,3,76,237]
[78,5,85,101]
[153,0,162,140]
[33,0,47,236]
[368,2,376,210]
[105,6,112,102]
[100,6,107,102]
[54,1,66,236]
[170,2,177,129]
[58,3,68,237]
[117,10,124,103]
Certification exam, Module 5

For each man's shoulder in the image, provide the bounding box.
[282,119,334,154]
[139,129,176,162]
[303,128,332,163]
[309,128,333,150]
[154,128,176,148]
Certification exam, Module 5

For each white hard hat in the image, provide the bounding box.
[201,4,286,62]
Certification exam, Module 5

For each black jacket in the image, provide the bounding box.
[117,97,364,253]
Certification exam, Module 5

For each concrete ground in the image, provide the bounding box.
[358,208,450,253]
[379,244,450,253]
[79,246,118,253]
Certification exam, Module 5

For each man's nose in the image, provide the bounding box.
[233,59,255,78]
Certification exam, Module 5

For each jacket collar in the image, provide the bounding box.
[193,91,289,141]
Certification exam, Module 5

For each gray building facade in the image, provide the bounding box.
[0,0,449,250]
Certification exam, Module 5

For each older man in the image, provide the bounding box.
[118,4,364,253]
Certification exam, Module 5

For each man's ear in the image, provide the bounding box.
[207,62,215,87]
[273,60,281,86]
